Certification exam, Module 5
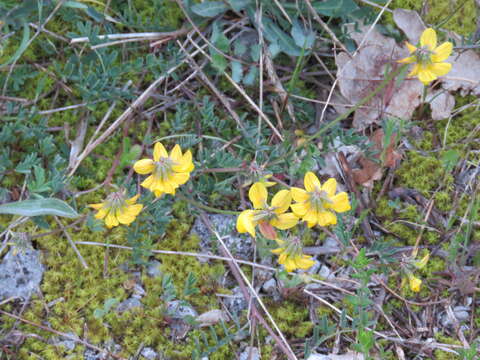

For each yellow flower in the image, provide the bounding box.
[398,28,453,85]
[408,275,422,293]
[133,142,194,197]
[271,238,315,272]
[290,172,351,228]
[89,193,143,228]
[236,182,298,239]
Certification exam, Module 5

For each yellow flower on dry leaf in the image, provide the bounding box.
[408,274,422,293]
[236,182,298,239]
[133,142,194,197]
[89,192,143,228]
[398,28,453,85]
[271,238,315,272]
[290,172,351,227]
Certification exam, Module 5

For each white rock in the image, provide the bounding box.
[196,309,229,327]
[239,346,260,360]
[262,278,277,293]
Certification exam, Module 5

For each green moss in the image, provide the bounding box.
[396,151,452,194]
[436,110,480,150]
[433,334,462,359]
[267,300,313,338]
[387,0,476,36]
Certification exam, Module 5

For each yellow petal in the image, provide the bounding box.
[429,62,451,77]
[125,194,140,205]
[94,207,109,220]
[295,256,315,270]
[172,150,194,172]
[284,257,297,272]
[303,207,318,224]
[169,144,183,163]
[291,202,309,217]
[329,192,351,213]
[409,276,422,292]
[278,252,288,265]
[236,210,256,237]
[420,28,437,50]
[116,208,136,225]
[126,204,143,216]
[271,189,292,214]
[153,142,168,161]
[161,180,176,194]
[432,42,452,62]
[291,187,309,202]
[317,211,337,226]
[141,175,156,190]
[133,159,155,174]
[105,212,119,228]
[321,178,337,197]
[248,183,267,209]
[417,68,436,85]
[271,247,285,255]
[171,172,190,186]
[306,220,316,228]
[304,172,320,192]
[154,190,164,198]
[270,213,298,230]
[397,55,416,64]
[408,63,420,77]
[406,42,417,54]
[89,203,104,210]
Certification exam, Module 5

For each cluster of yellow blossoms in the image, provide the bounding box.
[398,27,453,85]
[89,142,194,228]
[237,171,351,272]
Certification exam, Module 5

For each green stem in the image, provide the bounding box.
[420,85,427,119]
[178,193,240,215]
[270,64,407,166]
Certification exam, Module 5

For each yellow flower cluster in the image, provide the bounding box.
[89,142,193,228]
[398,28,453,85]
[237,171,351,272]
[89,193,143,228]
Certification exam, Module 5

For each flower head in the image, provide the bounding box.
[290,172,350,228]
[89,192,143,228]
[408,274,422,293]
[272,237,315,272]
[398,28,453,85]
[133,142,194,197]
[236,182,298,239]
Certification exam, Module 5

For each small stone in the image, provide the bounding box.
[116,298,143,313]
[51,332,78,351]
[141,347,158,360]
[0,247,45,300]
[262,278,277,294]
[224,287,248,316]
[196,309,229,327]
[166,300,198,319]
[146,260,162,278]
[239,347,260,360]
[453,306,470,322]
[323,237,340,251]
[318,265,334,280]
[191,214,253,259]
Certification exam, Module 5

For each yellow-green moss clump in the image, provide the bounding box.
[387,0,476,36]
[396,151,453,194]
[267,300,313,338]
[0,204,243,359]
